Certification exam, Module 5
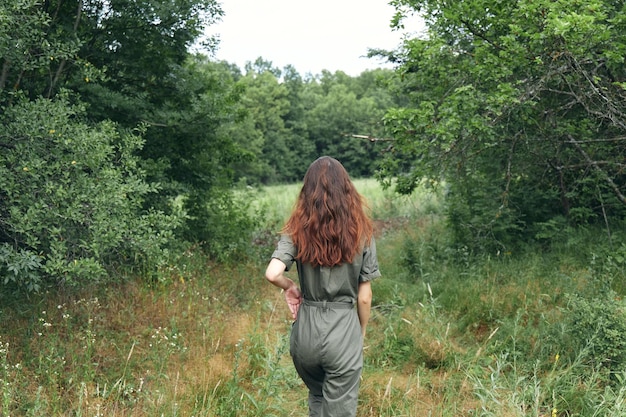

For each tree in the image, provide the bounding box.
[1,0,222,104]
[281,65,317,181]
[226,64,402,184]
[306,72,389,177]
[382,0,626,250]
[230,60,298,183]
[136,56,256,254]
[0,0,257,289]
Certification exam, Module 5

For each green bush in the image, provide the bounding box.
[561,293,626,377]
[183,188,261,263]
[0,95,180,290]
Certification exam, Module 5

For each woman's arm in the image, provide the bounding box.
[265,258,302,319]
[357,281,372,338]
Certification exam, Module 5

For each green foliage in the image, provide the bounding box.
[560,293,626,377]
[183,188,261,263]
[0,95,179,289]
[383,0,626,251]
[133,57,257,257]
[0,0,70,95]
[368,308,418,369]
[232,66,304,184]
[305,80,385,177]
[400,219,451,280]
[227,66,402,185]
[0,245,42,292]
[2,0,252,269]
[442,171,565,252]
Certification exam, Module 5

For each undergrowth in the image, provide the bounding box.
[1,180,625,416]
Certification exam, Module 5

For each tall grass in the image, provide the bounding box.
[1,178,625,416]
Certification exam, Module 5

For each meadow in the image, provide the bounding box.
[1,178,626,416]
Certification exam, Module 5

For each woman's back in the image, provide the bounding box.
[272,234,380,303]
[282,156,373,268]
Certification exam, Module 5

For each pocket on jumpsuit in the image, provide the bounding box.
[289,319,298,357]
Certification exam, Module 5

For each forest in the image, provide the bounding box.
[1,0,626,415]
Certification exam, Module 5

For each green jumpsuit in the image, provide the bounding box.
[271,235,381,417]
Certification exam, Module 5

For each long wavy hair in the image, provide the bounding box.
[282,156,373,267]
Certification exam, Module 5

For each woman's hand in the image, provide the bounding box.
[284,284,303,320]
[265,258,302,320]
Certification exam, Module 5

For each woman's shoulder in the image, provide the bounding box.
[278,233,295,247]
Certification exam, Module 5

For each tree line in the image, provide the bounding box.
[2,0,625,291]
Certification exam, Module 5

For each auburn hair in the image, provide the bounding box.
[282,156,373,267]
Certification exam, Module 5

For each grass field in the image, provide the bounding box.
[1,179,625,416]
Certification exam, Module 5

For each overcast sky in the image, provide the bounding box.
[207,0,425,76]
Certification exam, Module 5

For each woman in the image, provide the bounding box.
[265,156,381,417]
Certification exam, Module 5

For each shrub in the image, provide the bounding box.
[0,95,180,290]
[183,188,261,263]
[561,293,626,377]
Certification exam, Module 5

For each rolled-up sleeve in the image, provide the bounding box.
[271,235,297,271]
[360,237,381,282]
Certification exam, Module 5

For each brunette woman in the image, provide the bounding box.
[265,156,381,417]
